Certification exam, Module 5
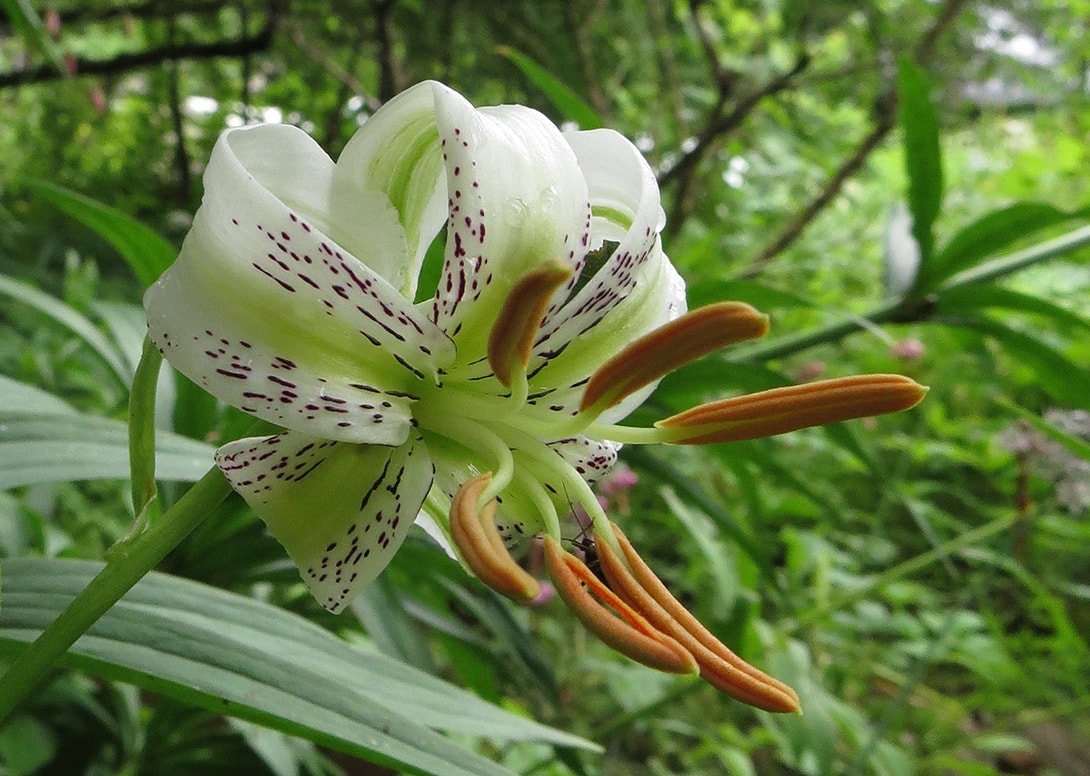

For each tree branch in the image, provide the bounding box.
[661,52,810,235]
[0,13,280,88]
[742,0,971,273]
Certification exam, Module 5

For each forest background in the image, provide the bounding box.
[0,1,1089,774]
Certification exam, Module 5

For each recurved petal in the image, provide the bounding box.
[334,81,449,299]
[529,129,686,419]
[145,125,454,444]
[216,431,433,613]
[428,83,591,364]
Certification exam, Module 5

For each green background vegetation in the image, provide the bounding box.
[1,1,1088,774]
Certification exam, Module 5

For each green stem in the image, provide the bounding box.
[0,465,232,722]
[734,222,1090,363]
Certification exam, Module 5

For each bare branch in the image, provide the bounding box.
[743,0,971,273]
[0,3,283,88]
[662,52,810,235]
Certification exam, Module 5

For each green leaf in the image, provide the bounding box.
[929,202,1087,287]
[0,0,65,75]
[956,317,1089,410]
[28,180,177,288]
[0,413,213,489]
[897,58,942,270]
[685,279,813,311]
[622,446,770,575]
[0,376,76,416]
[0,559,595,776]
[496,46,603,129]
[0,274,131,384]
[934,285,1090,334]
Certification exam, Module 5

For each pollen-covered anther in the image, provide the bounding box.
[657,374,927,444]
[449,474,541,604]
[580,302,770,414]
[487,259,574,387]
[543,536,698,675]
[597,524,801,713]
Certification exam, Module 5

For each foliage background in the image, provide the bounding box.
[1,1,1089,774]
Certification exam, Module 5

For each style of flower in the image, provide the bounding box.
[145,81,925,714]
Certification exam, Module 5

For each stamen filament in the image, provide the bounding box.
[488,260,573,388]
[597,525,801,713]
[493,424,624,560]
[580,302,770,415]
[514,467,563,541]
[543,537,698,675]
[421,414,515,507]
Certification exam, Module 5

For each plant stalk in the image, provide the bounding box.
[0,465,232,722]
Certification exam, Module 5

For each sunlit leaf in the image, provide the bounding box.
[0,274,131,384]
[927,202,1088,288]
[0,413,212,489]
[934,284,1090,334]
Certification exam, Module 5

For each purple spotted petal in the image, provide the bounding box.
[547,436,620,484]
[526,129,686,420]
[145,124,454,445]
[428,84,591,364]
[216,431,433,613]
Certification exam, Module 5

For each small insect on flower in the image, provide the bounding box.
[145,80,926,713]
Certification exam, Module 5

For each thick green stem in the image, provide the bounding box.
[0,465,232,722]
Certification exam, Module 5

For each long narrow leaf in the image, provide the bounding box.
[0,413,213,488]
[0,559,595,776]
[29,180,177,287]
[929,202,1088,287]
[897,58,942,272]
[496,46,603,129]
[956,317,1089,410]
[0,0,65,74]
[0,275,131,384]
[935,285,1090,334]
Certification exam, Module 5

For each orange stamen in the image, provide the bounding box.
[488,260,573,387]
[597,525,801,713]
[543,537,697,675]
[658,374,926,444]
[449,474,541,603]
[581,302,770,413]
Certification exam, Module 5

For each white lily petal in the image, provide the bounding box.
[335,82,449,298]
[218,123,415,294]
[429,83,591,363]
[527,129,686,419]
[216,431,433,613]
[145,126,456,444]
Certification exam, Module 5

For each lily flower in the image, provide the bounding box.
[145,81,925,714]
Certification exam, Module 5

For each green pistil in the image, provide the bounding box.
[515,467,562,540]
[495,425,624,561]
